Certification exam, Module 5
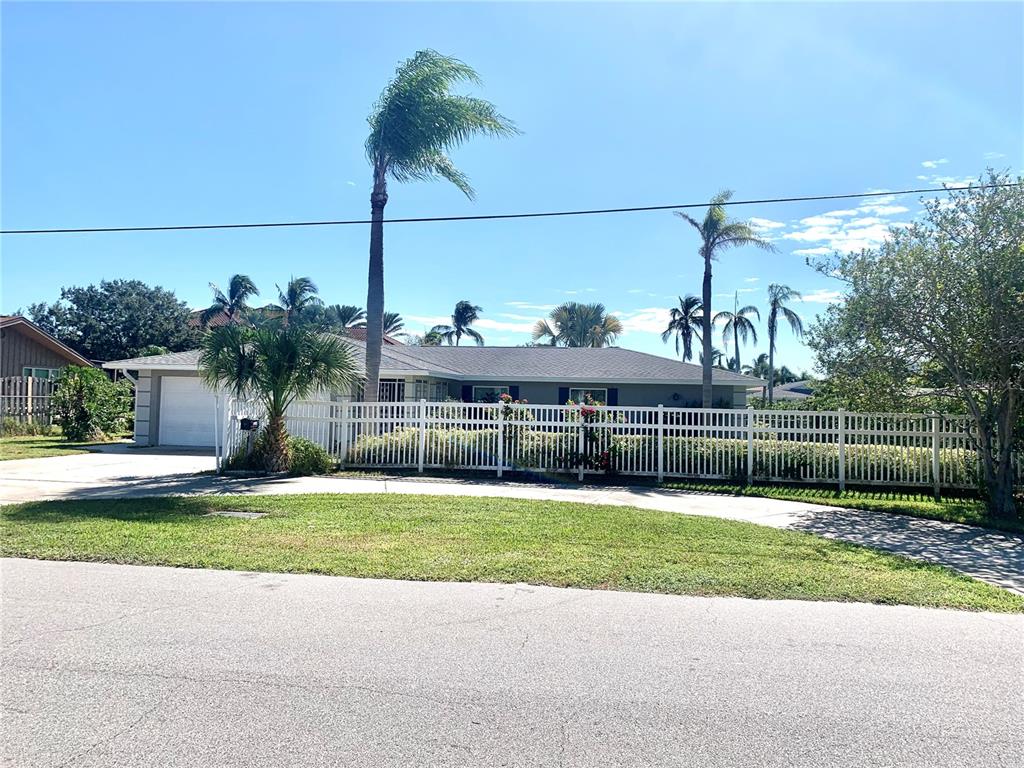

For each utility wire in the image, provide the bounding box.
[1,182,1019,235]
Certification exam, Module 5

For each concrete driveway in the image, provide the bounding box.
[2,558,1022,768]
[2,447,1023,593]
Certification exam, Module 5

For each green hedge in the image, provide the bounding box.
[346,426,983,487]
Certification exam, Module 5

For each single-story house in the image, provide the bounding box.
[104,339,761,448]
[0,315,94,379]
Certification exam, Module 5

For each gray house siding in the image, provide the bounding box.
[447,380,747,408]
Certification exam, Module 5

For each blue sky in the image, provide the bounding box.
[2,2,1020,371]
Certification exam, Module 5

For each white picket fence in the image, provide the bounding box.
[216,399,1023,493]
[0,376,57,424]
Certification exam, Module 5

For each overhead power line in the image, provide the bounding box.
[1,182,1018,235]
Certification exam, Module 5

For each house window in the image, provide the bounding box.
[378,379,406,402]
[472,385,509,403]
[22,367,60,380]
[569,387,607,405]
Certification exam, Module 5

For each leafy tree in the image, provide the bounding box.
[715,291,760,372]
[431,300,484,346]
[808,171,1024,519]
[51,365,133,441]
[363,50,518,402]
[201,274,259,327]
[29,280,199,361]
[676,191,776,407]
[274,276,321,326]
[532,302,623,347]
[766,284,804,403]
[200,323,358,472]
[406,330,444,346]
[137,345,171,357]
[661,295,704,362]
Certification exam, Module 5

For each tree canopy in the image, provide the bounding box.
[808,171,1023,518]
[29,279,199,362]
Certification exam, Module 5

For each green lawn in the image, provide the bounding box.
[0,434,127,461]
[660,481,1024,534]
[2,493,1020,612]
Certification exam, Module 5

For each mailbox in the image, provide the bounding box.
[239,417,260,432]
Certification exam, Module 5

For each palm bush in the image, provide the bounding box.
[200,323,358,471]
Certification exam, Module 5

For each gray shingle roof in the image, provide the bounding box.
[105,339,759,385]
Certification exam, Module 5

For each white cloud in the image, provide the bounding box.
[345,180,356,187]
[405,313,537,334]
[856,204,909,216]
[921,158,949,169]
[476,318,537,333]
[505,301,556,312]
[984,151,1005,160]
[616,307,671,335]
[795,289,843,304]
[748,217,785,230]
[781,193,913,255]
[744,277,760,283]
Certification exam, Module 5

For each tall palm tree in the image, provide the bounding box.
[742,352,771,378]
[201,274,259,327]
[714,291,760,373]
[661,294,704,362]
[327,304,366,330]
[766,283,805,403]
[532,302,623,347]
[199,323,357,471]
[431,300,485,346]
[699,346,727,369]
[275,276,321,326]
[675,191,776,407]
[363,51,518,402]
[382,312,404,336]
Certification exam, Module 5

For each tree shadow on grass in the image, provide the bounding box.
[787,507,1024,593]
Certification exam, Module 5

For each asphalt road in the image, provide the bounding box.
[2,558,1022,767]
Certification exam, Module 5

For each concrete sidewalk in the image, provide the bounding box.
[2,448,1022,592]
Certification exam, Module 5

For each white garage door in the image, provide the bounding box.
[159,376,217,447]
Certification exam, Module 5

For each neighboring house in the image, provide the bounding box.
[772,380,814,401]
[0,315,93,378]
[104,339,761,447]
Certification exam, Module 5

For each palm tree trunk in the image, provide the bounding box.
[364,176,387,404]
[701,249,713,408]
[767,338,776,404]
[733,325,741,373]
[263,413,291,472]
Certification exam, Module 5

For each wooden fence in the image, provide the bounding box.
[0,376,57,424]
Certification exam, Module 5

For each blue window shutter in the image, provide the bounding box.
[461,385,472,402]
[607,388,619,406]
[558,387,570,404]
[509,385,520,400]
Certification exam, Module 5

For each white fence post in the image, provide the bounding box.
[931,412,941,500]
[657,404,665,483]
[746,406,754,486]
[25,376,33,423]
[837,408,846,492]
[577,406,585,482]
[338,402,350,467]
[496,403,505,478]
[417,399,426,473]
